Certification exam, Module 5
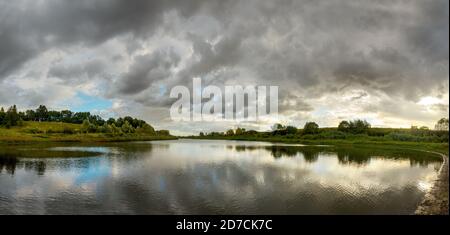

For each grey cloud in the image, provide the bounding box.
[0,0,448,132]
[116,48,181,95]
[48,60,106,81]
[0,0,203,80]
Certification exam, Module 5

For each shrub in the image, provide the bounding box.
[136,123,155,135]
[62,127,75,134]
[24,128,43,134]
[303,122,319,134]
[121,121,135,133]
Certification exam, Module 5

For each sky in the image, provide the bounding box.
[0,0,448,135]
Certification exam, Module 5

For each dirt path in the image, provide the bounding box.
[415,152,449,215]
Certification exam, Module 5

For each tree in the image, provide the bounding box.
[107,118,116,125]
[338,121,350,132]
[271,123,285,131]
[285,126,298,135]
[61,110,73,122]
[0,107,5,125]
[348,119,371,134]
[36,105,48,122]
[121,121,135,133]
[226,129,235,136]
[199,132,205,137]
[116,117,124,127]
[25,109,36,121]
[110,123,122,136]
[81,119,91,133]
[123,116,134,127]
[72,112,91,124]
[235,127,245,135]
[80,119,99,133]
[339,119,371,134]
[48,110,62,122]
[136,123,155,135]
[157,130,170,136]
[435,118,449,131]
[5,105,19,127]
[303,122,319,134]
[98,123,112,133]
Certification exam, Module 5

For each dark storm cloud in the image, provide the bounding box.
[116,48,181,95]
[0,0,448,130]
[0,0,202,79]
[48,59,106,81]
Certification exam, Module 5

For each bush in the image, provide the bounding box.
[121,121,135,133]
[24,128,43,134]
[136,123,155,135]
[156,130,170,136]
[97,123,112,133]
[338,119,371,134]
[386,132,445,143]
[110,124,123,136]
[303,122,319,134]
[62,127,75,134]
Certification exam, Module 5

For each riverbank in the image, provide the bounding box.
[187,136,449,155]
[0,121,177,144]
[415,152,449,215]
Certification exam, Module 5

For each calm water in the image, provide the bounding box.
[0,139,442,214]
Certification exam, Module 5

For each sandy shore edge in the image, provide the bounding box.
[415,152,449,215]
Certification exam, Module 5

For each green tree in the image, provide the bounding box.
[98,123,111,133]
[110,123,122,136]
[303,122,319,134]
[157,130,170,136]
[285,126,297,135]
[107,118,116,125]
[271,123,285,131]
[5,105,19,127]
[226,129,235,136]
[25,109,36,121]
[116,117,124,127]
[435,118,449,131]
[235,127,245,135]
[136,123,155,135]
[121,121,135,133]
[348,119,371,134]
[338,121,350,132]
[81,119,91,133]
[60,110,73,122]
[36,105,48,122]
[0,107,5,125]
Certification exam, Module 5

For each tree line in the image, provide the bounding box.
[0,104,170,136]
[199,118,449,143]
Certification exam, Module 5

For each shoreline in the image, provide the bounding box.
[0,135,178,144]
[415,152,449,215]
[185,136,449,155]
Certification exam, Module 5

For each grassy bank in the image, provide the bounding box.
[0,121,177,144]
[188,135,449,155]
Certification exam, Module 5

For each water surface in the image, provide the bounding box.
[0,139,442,214]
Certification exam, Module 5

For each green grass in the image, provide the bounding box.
[0,121,177,144]
[188,135,449,156]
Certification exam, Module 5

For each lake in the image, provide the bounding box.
[0,139,443,214]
